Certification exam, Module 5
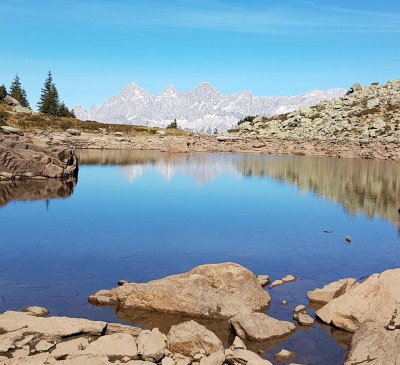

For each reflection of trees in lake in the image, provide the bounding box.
[78,150,400,227]
[238,156,400,228]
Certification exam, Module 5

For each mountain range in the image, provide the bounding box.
[73,82,346,133]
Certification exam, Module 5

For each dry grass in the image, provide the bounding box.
[0,104,188,136]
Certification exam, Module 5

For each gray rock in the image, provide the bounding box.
[66,129,81,136]
[1,126,24,136]
[21,306,49,317]
[367,98,380,109]
[3,95,21,106]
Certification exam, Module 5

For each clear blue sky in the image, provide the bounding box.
[1,0,399,109]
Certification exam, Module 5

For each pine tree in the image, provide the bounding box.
[37,71,60,115]
[167,118,178,129]
[58,101,75,118]
[0,84,7,101]
[9,75,30,108]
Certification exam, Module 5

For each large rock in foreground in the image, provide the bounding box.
[89,263,270,319]
[0,134,78,180]
[344,322,400,365]
[317,269,400,332]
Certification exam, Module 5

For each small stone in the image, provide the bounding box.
[66,128,81,136]
[1,126,24,136]
[294,305,306,314]
[269,279,284,288]
[346,236,352,243]
[118,280,129,286]
[257,275,270,287]
[294,312,314,326]
[115,132,124,137]
[274,349,297,362]
[282,275,296,283]
[21,306,49,317]
[281,301,289,306]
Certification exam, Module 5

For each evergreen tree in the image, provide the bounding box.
[9,75,30,108]
[58,101,74,118]
[167,118,178,129]
[0,84,7,101]
[37,71,60,115]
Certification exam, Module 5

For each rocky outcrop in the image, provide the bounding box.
[344,321,400,365]
[0,310,272,365]
[307,278,356,304]
[88,263,270,319]
[0,133,78,180]
[316,269,400,332]
[230,80,400,144]
[229,313,295,342]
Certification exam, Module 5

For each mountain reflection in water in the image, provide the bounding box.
[78,150,400,228]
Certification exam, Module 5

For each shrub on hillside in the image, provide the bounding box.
[167,119,178,129]
[237,115,256,125]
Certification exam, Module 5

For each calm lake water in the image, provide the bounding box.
[1,150,399,364]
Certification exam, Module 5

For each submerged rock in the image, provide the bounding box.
[89,263,270,319]
[274,349,297,362]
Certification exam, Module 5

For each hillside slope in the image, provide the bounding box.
[230,80,400,143]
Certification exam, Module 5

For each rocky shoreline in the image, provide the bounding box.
[1,263,399,364]
[2,129,400,163]
[0,129,78,181]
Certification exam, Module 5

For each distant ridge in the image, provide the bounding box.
[74,83,346,133]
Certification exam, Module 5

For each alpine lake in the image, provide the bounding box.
[1,150,399,365]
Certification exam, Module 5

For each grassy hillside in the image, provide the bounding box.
[0,104,188,136]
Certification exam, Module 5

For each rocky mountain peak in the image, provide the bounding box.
[74,82,346,133]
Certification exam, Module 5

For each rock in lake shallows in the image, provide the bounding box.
[88,263,271,319]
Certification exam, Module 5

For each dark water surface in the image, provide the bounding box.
[1,150,400,364]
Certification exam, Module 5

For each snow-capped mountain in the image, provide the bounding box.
[74,82,346,133]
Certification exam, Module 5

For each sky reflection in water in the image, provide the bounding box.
[0,150,399,365]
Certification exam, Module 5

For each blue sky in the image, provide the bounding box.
[0,0,399,109]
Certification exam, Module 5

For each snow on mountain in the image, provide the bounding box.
[74,82,346,133]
